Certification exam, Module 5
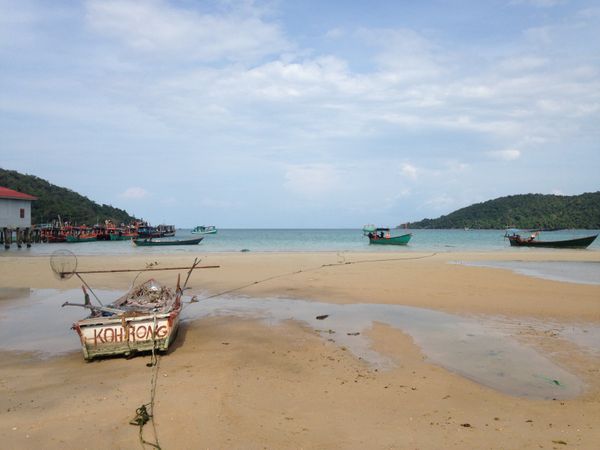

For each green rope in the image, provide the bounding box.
[130,315,162,450]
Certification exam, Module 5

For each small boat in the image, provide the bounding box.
[363,225,412,245]
[65,228,98,243]
[133,237,203,246]
[65,279,183,360]
[505,231,598,249]
[191,225,217,235]
[109,231,137,241]
[156,224,176,237]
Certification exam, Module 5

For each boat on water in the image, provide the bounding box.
[363,225,412,245]
[109,231,137,241]
[64,279,183,360]
[66,234,98,243]
[156,224,176,237]
[505,230,598,249]
[133,237,203,246]
[191,225,217,235]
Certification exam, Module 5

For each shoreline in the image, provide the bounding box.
[1,250,599,448]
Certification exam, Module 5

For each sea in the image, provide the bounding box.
[7,228,600,255]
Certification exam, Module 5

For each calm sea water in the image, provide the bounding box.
[5,228,599,255]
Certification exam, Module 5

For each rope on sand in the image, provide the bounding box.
[195,252,438,302]
[130,316,162,450]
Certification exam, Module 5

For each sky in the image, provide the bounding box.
[1,0,599,228]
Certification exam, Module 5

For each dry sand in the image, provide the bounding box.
[1,251,599,449]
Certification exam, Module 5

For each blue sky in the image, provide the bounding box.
[1,0,599,227]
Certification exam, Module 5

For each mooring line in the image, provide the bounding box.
[192,252,438,303]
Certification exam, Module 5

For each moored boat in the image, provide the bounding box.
[156,224,176,237]
[505,231,598,249]
[109,232,137,241]
[363,225,412,245]
[191,225,217,235]
[133,237,203,246]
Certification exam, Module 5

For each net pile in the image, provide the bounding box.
[118,280,176,312]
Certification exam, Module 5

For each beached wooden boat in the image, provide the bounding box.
[133,237,203,246]
[363,225,412,245]
[66,279,182,360]
[506,233,598,249]
[191,225,217,235]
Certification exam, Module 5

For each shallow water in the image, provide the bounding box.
[1,288,597,400]
[456,260,600,285]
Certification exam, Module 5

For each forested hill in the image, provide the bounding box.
[0,168,138,225]
[409,192,600,229]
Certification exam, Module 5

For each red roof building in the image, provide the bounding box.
[0,186,37,228]
[0,186,38,201]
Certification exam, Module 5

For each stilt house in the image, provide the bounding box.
[0,186,37,228]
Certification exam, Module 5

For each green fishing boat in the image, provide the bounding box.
[505,230,598,249]
[109,232,136,241]
[133,237,203,247]
[66,234,98,243]
[363,225,412,245]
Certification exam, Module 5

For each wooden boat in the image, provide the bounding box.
[156,224,176,237]
[109,233,135,241]
[66,279,182,360]
[66,227,98,243]
[191,225,217,235]
[133,237,203,246]
[363,225,412,245]
[506,233,598,249]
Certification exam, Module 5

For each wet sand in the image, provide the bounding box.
[1,251,599,449]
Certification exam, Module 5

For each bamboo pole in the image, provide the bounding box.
[60,265,220,277]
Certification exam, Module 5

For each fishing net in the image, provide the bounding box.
[50,249,78,279]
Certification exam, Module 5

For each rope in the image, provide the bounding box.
[134,251,439,449]
[130,315,162,450]
[193,252,438,303]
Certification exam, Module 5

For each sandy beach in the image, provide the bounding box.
[1,250,599,449]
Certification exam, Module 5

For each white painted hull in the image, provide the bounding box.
[73,309,181,360]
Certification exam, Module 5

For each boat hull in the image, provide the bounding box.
[369,233,412,245]
[73,310,180,360]
[109,233,136,241]
[133,237,203,246]
[66,235,98,243]
[507,234,598,249]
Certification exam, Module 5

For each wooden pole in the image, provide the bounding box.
[61,265,220,277]
[4,228,11,249]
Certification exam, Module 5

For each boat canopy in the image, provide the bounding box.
[362,225,391,232]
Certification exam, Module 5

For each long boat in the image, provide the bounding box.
[506,233,598,249]
[133,237,203,246]
[363,225,412,245]
[65,279,182,360]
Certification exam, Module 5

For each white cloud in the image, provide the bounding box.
[358,27,443,81]
[487,149,522,161]
[511,0,565,7]
[85,0,289,62]
[401,163,418,180]
[325,28,344,39]
[119,187,148,199]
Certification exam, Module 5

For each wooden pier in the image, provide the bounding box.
[1,227,35,249]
